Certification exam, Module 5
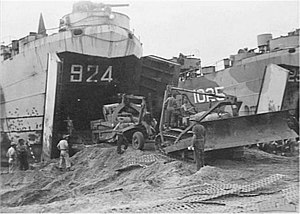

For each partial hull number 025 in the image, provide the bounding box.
[70,65,113,83]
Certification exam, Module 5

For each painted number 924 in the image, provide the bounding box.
[70,65,113,83]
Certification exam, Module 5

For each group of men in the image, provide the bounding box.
[6,134,71,173]
[52,97,204,171]
[7,102,206,173]
[6,139,29,173]
[164,93,194,129]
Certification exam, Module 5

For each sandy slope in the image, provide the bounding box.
[0,144,299,213]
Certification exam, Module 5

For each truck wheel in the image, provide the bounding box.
[132,132,145,150]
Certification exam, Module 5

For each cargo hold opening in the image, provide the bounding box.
[51,52,141,158]
[57,84,119,131]
[52,83,119,158]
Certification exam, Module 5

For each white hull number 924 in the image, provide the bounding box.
[70,65,113,83]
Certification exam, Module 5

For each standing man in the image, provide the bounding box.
[116,133,128,154]
[17,139,29,171]
[64,116,74,136]
[180,99,194,127]
[57,134,71,171]
[192,124,206,170]
[6,142,18,173]
[142,112,157,137]
[164,93,177,129]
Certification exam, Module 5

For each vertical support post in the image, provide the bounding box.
[159,86,170,143]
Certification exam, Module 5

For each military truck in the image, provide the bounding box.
[90,94,157,149]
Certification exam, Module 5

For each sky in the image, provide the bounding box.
[0,0,299,66]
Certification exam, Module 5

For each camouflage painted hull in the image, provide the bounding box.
[170,47,299,156]
[178,47,299,116]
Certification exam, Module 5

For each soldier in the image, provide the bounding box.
[192,124,206,170]
[142,112,157,137]
[6,142,18,173]
[64,116,74,136]
[180,99,194,127]
[116,133,128,154]
[164,93,177,129]
[57,134,71,171]
[17,139,29,171]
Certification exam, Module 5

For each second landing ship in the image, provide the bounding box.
[176,30,299,145]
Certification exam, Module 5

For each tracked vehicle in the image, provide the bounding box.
[156,83,298,160]
[160,30,299,159]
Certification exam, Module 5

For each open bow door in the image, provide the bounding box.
[42,53,61,161]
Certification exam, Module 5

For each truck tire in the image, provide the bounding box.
[132,131,145,150]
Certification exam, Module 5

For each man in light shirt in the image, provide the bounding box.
[6,142,18,173]
[57,134,71,171]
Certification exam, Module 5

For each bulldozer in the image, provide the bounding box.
[155,85,298,160]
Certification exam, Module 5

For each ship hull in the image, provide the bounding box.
[0,50,142,164]
[178,48,299,116]
[19,25,142,59]
[1,3,144,164]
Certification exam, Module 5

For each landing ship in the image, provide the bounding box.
[176,30,299,145]
[0,1,143,163]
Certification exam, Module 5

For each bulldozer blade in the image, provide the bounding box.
[164,110,298,154]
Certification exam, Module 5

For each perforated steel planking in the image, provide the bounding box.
[112,163,289,213]
[116,154,158,171]
[114,201,210,213]
[180,174,285,203]
[281,185,299,204]
[108,174,287,213]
